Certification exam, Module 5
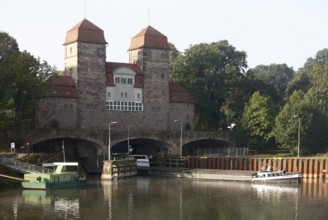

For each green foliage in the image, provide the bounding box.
[248,64,294,101]
[0,32,19,59]
[221,78,280,125]
[285,70,311,97]
[168,42,180,66]
[241,91,277,148]
[274,91,304,151]
[170,41,247,129]
[0,32,53,145]
[275,87,328,154]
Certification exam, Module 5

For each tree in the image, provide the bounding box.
[274,90,304,152]
[170,41,247,129]
[274,48,328,154]
[240,91,277,148]
[285,70,311,98]
[0,32,19,59]
[168,42,180,65]
[247,64,294,101]
[221,77,280,126]
[0,32,53,147]
[286,49,328,98]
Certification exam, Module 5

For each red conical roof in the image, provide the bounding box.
[129,26,169,50]
[64,19,107,45]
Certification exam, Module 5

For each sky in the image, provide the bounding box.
[1,0,328,71]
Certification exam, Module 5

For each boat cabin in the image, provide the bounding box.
[129,155,150,167]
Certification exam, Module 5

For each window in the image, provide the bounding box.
[106,100,144,112]
[152,107,161,114]
[87,104,97,112]
[115,77,133,85]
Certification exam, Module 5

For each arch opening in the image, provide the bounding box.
[111,138,172,158]
[183,139,234,157]
[31,138,103,173]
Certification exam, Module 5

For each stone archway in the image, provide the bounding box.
[183,139,234,157]
[111,138,173,157]
[32,137,104,172]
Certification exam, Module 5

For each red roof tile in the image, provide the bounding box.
[105,62,144,88]
[64,19,107,45]
[129,26,169,50]
[49,75,78,98]
[169,83,194,103]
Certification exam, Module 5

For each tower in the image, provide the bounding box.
[63,19,107,128]
[128,26,170,130]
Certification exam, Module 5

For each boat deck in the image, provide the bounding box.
[138,167,254,182]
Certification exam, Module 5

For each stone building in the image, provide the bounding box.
[36,19,194,133]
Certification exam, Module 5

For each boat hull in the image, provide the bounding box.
[22,172,84,190]
[22,179,83,190]
[251,171,302,184]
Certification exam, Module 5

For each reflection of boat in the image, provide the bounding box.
[22,189,80,217]
[251,170,302,183]
[252,182,300,200]
[252,183,299,193]
[22,190,52,206]
[22,162,86,189]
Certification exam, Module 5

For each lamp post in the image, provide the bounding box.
[108,122,117,161]
[174,120,183,157]
[127,125,134,155]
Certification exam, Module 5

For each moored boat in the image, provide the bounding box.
[129,155,150,167]
[22,162,86,190]
[251,170,302,183]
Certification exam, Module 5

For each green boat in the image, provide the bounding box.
[22,162,86,190]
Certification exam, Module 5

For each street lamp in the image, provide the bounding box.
[294,116,301,157]
[127,125,134,155]
[108,122,117,161]
[227,123,236,131]
[174,120,183,157]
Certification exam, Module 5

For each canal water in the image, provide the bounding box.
[1,176,328,220]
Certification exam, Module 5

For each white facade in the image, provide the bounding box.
[106,67,144,111]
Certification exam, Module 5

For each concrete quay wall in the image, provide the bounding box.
[101,159,137,180]
[184,157,328,179]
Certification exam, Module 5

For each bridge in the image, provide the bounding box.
[19,128,235,172]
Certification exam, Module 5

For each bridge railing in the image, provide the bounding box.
[195,147,248,157]
[150,156,185,168]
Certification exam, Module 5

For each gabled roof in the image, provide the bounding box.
[64,19,107,45]
[169,83,194,103]
[105,62,144,88]
[129,26,169,50]
[49,75,78,98]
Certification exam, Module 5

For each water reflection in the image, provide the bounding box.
[0,177,328,219]
[252,183,299,200]
[22,189,81,219]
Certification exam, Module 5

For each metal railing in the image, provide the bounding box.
[0,157,52,174]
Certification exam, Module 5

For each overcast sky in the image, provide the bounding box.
[1,0,328,71]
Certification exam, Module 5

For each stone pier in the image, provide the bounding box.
[101,159,137,180]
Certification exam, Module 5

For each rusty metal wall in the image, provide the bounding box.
[184,157,328,179]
